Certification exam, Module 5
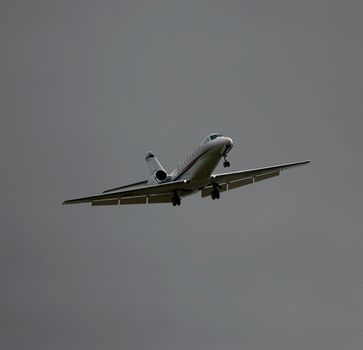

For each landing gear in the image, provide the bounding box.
[223,154,230,168]
[211,188,220,200]
[171,193,181,206]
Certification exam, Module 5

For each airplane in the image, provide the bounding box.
[63,133,310,207]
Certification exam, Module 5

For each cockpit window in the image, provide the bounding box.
[201,133,223,145]
[210,133,222,140]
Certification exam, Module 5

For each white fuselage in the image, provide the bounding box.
[169,136,233,196]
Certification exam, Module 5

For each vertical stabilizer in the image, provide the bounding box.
[145,152,169,184]
[145,152,165,174]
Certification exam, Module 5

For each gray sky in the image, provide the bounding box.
[1,1,363,349]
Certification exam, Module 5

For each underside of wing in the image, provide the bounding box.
[63,179,191,205]
[202,160,310,198]
[91,194,174,206]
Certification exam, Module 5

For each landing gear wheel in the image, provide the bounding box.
[211,189,220,200]
[223,154,230,168]
[172,195,181,206]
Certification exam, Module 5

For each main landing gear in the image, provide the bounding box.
[171,193,181,206]
[223,154,230,168]
[211,187,220,200]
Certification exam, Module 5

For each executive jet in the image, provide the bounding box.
[63,133,310,207]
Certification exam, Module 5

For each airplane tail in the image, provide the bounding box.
[145,151,168,184]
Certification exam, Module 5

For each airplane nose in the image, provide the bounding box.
[224,137,233,154]
[223,137,233,149]
[222,137,233,154]
[225,137,233,147]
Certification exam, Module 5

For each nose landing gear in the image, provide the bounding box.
[223,154,230,168]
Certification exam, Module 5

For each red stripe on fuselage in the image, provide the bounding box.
[174,149,210,181]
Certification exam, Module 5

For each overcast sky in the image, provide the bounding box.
[1,1,363,349]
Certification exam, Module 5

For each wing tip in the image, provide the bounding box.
[62,198,89,205]
[281,159,311,171]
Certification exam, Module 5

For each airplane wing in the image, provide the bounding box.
[63,179,192,206]
[102,180,148,193]
[201,160,310,198]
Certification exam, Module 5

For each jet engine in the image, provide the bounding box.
[154,169,167,182]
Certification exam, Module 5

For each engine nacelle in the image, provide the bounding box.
[155,169,167,182]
